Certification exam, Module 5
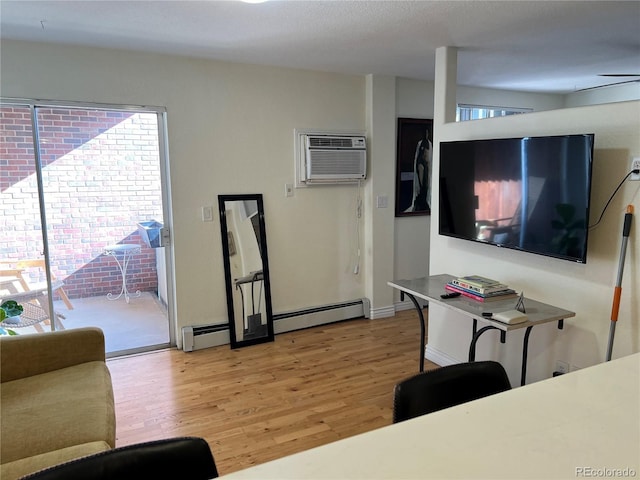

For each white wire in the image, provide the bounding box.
[354,180,362,274]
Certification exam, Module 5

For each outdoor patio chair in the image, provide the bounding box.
[0,259,73,310]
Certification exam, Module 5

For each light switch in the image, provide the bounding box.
[201,206,213,222]
[376,195,388,208]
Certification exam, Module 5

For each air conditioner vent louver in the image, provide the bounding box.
[309,137,355,148]
[301,134,367,184]
[308,151,364,176]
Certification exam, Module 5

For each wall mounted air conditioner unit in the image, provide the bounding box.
[298,133,367,185]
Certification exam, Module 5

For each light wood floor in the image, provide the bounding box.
[107,308,437,476]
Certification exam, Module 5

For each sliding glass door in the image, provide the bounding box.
[0,100,174,356]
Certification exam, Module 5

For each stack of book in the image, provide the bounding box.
[445,275,518,302]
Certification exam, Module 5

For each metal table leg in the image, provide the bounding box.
[520,320,564,386]
[469,319,505,362]
[401,291,426,372]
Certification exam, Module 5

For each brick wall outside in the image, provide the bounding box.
[1,106,163,299]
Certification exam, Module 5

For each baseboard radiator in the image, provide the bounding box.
[182,298,370,352]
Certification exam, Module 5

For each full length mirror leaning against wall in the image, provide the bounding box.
[218,194,274,349]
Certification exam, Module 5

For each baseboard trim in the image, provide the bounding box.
[425,345,459,367]
[182,299,367,351]
[182,328,230,352]
[369,305,395,319]
[393,299,428,312]
[274,301,365,334]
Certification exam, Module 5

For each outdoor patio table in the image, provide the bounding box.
[0,281,66,331]
[103,244,141,303]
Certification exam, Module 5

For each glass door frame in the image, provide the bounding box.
[1,97,176,349]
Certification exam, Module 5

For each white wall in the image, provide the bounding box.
[0,40,370,345]
[459,82,640,112]
[457,85,564,112]
[429,92,640,385]
[392,78,435,306]
[364,75,397,317]
[565,82,640,108]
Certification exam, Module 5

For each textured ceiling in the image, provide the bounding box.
[1,0,639,94]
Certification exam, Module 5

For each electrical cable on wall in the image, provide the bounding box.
[590,169,639,230]
[353,180,362,275]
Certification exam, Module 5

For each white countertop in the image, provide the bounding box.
[219,352,640,479]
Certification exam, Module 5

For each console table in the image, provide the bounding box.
[388,274,576,385]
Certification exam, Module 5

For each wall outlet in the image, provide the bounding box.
[631,157,640,181]
[284,183,294,197]
[555,360,569,375]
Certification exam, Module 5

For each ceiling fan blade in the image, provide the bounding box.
[598,74,640,77]
[577,78,640,92]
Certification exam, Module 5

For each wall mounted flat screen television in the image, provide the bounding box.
[439,134,594,263]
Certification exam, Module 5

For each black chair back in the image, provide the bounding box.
[393,360,511,423]
[20,437,218,480]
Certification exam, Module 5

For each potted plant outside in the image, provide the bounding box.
[0,300,23,335]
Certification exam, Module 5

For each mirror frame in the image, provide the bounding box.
[218,193,274,348]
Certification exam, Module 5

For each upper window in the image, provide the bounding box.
[456,104,533,122]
